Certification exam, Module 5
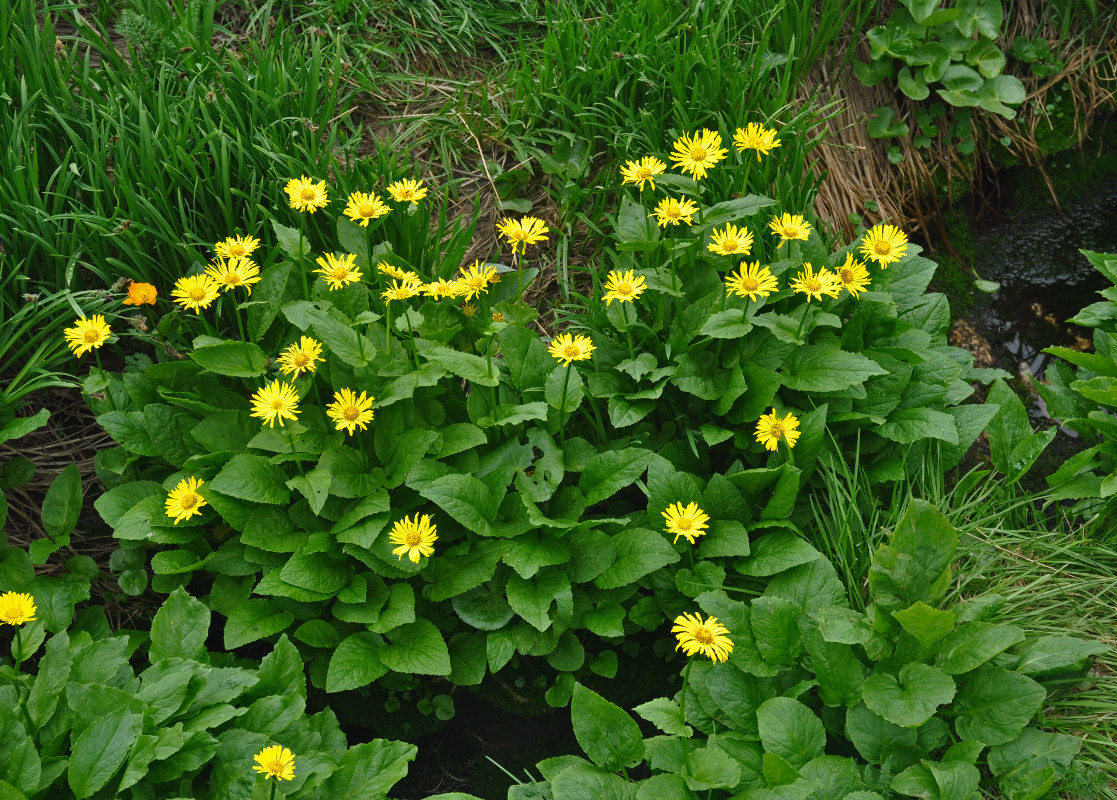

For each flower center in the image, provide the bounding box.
[741,277,759,291]
[616,284,633,297]
[676,517,692,531]
[693,627,714,645]
[405,530,422,547]
[300,188,316,200]
[770,421,785,437]
[636,167,651,180]
[83,329,100,343]
[226,273,241,284]
[229,244,246,257]
[190,288,206,301]
[805,278,822,292]
[690,146,707,161]
[875,241,892,255]
[722,238,739,251]
[840,268,854,283]
[271,399,286,411]
[563,345,581,360]
[268,759,286,774]
[783,226,797,238]
[331,268,349,280]
[180,494,197,510]
[665,208,681,219]
[293,353,309,367]
[343,406,360,421]
[359,203,375,217]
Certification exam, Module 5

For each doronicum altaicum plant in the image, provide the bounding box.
[72,125,1004,708]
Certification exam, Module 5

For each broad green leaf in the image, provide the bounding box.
[897,66,930,100]
[936,622,1025,674]
[325,739,418,798]
[682,745,742,791]
[67,709,139,798]
[893,601,956,649]
[780,346,886,392]
[756,697,825,770]
[326,632,389,692]
[862,663,956,727]
[421,345,500,387]
[750,595,803,666]
[633,697,691,736]
[594,528,679,589]
[223,599,294,649]
[550,762,633,800]
[419,474,499,536]
[845,703,917,764]
[546,364,584,412]
[703,662,777,733]
[188,341,267,377]
[572,683,644,771]
[868,499,957,611]
[280,551,352,595]
[987,727,1080,784]
[149,588,209,661]
[953,665,1046,745]
[801,622,864,707]
[578,448,652,507]
[0,407,49,445]
[210,454,291,505]
[449,633,488,686]
[737,531,820,577]
[506,569,570,631]
[271,218,310,260]
[379,619,451,675]
[1013,635,1109,676]
[426,540,509,604]
[96,411,160,456]
[41,463,82,541]
[878,408,959,445]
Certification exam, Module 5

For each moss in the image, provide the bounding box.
[1031,85,1080,157]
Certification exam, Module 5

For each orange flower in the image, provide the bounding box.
[122,281,158,306]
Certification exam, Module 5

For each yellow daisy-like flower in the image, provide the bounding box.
[171,274,222,314]
[204,256,262,295]
[315,252,363,291]
[389,514,438,563]
[860,223,909,267]
[122,281,158,306]
[457,261,500,301]
[602,270,647,305]
[377,261,412,281]
[343,191,391,227]
[491,311,505,322]
[650,196,699,228]
[0,591,37,626]
[834,253,872,297]
[496,216,551,256]
[386,178,429,204]
[672,612,734,664]
[382,280,422,303]
[789,262,841,302]
[725,261,779,302]
[461,303,477,318]
[707,223,754,257]
[326,388,375,435]
[662,501,710,545]
[548,332,595,366]
[284,175,329,214]
[669,129,729,181]
[63,315,112,358]
[252,745,296,782]
[755,408,801,452]
[276,336,324,376]
[250,380,301,428]
[165,476,207,525]
[769,213,812,243]
[422,278,464,300]
[620,156,667,192]
[733,122,782,161]
[214,234,261,260]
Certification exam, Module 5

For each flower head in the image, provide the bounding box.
[834,253,872,297]
[662,501,710,545]
[285,175,329,214]
[769,213,812,243]
[672,612,734,663]
[253,745,295,781]
[457,261,500,301]
[389,514,438,563]
[64,315,112,357]
[548,333,595,366]
[122,281,158,306]
[650,196,699,228]
[315,252,363,290]
[860,223,909,267]
[496,216,550,256]
[276,336,323,376]
[214,234,261,260]
[620,156,667,192]
[327,388,375,435]
[343,191,390,227]
[733,122,782,161]
[461,302,477,318]
[755,408,801,451]
[0,592,37,626]
[602,270,647,305]
[377,261,414,281]
[171,274,222,313]
[725,261,779,302]
[708,223,754,257]
[669,129,729,181]
[205,256,262,295]
[422,278,465,300]
[165,477,207,525]
[250,380,301,428]
[382,279,422,303]
[789,263,841,302]
[386,178,429,204]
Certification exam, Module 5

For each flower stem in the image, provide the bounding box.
[403,305,419,369]
[298,216,311,300]
[622,303,635,362]
[233,298,247,342]
[269,779,277,800]
[557,363,572,442]
[385,302,392,350]
[11,627,24,673]
[286,429,306,478]
[680,660,693,755]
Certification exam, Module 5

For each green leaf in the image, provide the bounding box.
[594,528,679,589]
[898,66,930,100]
[0,407,49,445]
[188,341,267,377]
[550,762,633,800]
[1013,635,1109,676]
[326,739,418,799]
[756,697,825,770]
[953,665,1046,745]
[41,463,82,541]
[867,106,910,139]
[68,709,139,798]
[987,727,1080,785]
[578,447,652,507]
[893,601,957,648]
[854,58,893,86]
[427,540,510,603]
[506,569,570,631]
[953,0,1002,38]
[868,499,957,611]
[845,703,918,764]
[737,531,820,577]
[223,598,294,649]
[683,745,742,791]
[380,619,451,675]
[271,218,310,261]
[248,262,293,339]
[419,474,499,537]
[571,683,645,771]
[801,622,864,707]
[862,663,956,727]
[96,411,160,456]
[546,364,584,413]
[326,632,389,692]
[967,38,1006,78]
[633,697,691,736]
[700,309,753,339]
[901,0,943,23]
[149,588,209,661]
[936,622,1025,675]
[780,346,887,392]
[305,307,377,368]
[879,408,959,445]
[210,454,291,505]
[750,595,803,666]
[422,345,500,387]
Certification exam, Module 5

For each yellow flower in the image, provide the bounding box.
[662,501,710,545]
[0,591,37,626]
[165,476,207,525]
[276,336,323,376]
[457,261,500,301]
[860,223,909,267]
[548,332,595,366]
[326,388,375,435]
[733,122,782,161]
[214,234,261,260]
[755,408,801,451]
[389,514,438,563]
[602,270,647,305]
[377,261,412,281]
[620,156,667,192]
[650,196,699,228]
[789,262,841,302]
[422,278,464,300]
[122,281,158,306]
[386,178,429,204]
[64,315,112,358]
[669,129,729,181]
[496,216,550,256]
[171,274,222,313]
[315,252,363,291]
[725,261,779,302]
[834,253,872,297]
[461,302,477,317]
[768,212,812,243]
[491,311,505,322]
[343,191,391,227]
[250,380,301,428]
[252,745,296,782]
[382,280,422,303]
[284,175,329,214]
[205,256,262,295]
[707,223,754,257]
[672,612,734,663]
